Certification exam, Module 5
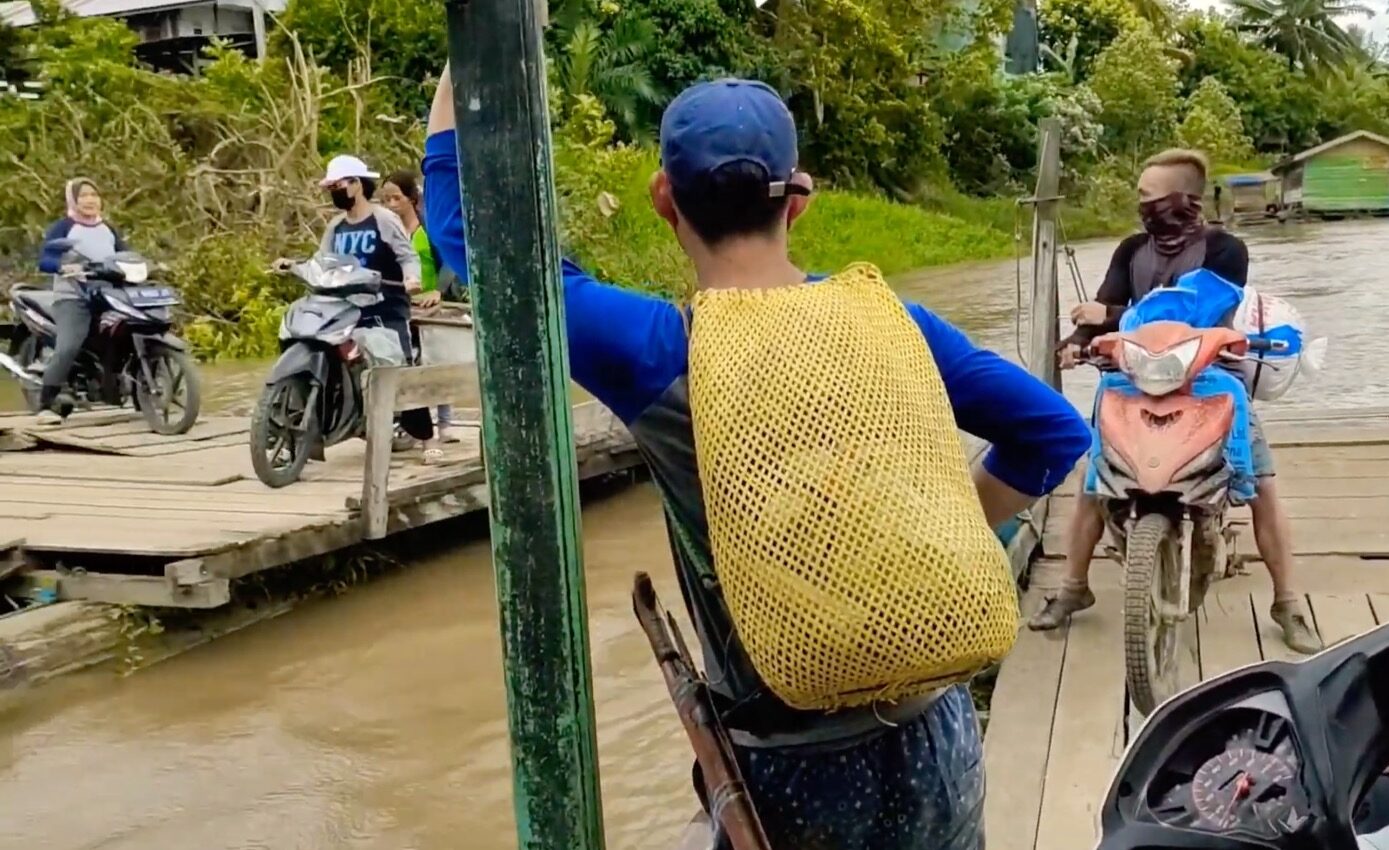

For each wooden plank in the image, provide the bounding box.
[0,601,127,692]
[1175,612,1202,694]
[362,366,402,540]
[1196,589,1262,679]
[1045,517,1389,559]
[983,589,1068,850]
[0,497,341,520]
[25,418,249,455]
[0,481,348,512]
[1050,495,1389,522]
[1308,593,1379,648]
[16,569,231,609]
[0,451,245,486]
[0,538,25,583]
[1371,595,1389,625]
[1033,571,1126,850]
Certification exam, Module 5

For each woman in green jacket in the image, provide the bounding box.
[382,170,460,443]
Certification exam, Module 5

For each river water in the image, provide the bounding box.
[2,220,1385,850]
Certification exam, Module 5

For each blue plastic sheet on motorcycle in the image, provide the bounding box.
[1087,268,1256,503]
[1118,268,1245,333]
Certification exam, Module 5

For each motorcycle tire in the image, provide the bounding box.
[250,376,320,489]
[1125,512,1184,716]
[135,346,201,435]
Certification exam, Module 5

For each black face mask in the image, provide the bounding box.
[329,188,354,211]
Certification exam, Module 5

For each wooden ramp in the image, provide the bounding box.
[983,407,1389,850]
[0,401,639,607]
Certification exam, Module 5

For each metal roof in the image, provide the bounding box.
[1,0,282,27]
[1272,130,1389,174]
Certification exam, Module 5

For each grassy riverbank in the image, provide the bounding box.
[554,139,1127,303]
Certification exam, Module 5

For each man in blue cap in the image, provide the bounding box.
[423,72,1088,849]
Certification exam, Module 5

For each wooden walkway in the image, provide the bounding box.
[983,406,1389,850]
[0,401,639,608]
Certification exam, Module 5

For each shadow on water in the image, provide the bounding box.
[2,218,1387,849]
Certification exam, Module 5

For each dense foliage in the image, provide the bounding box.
[3,0,1389,357]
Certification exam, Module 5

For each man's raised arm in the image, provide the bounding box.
[421,67,688,425]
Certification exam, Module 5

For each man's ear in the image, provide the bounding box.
[786,171,814,227]
[649,170,679,230]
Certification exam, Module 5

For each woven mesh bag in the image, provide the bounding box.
[687,263,1019,711]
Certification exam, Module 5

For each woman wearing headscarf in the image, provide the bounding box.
[33,178,130,424]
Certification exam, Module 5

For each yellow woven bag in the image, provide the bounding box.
[687,263,1019,711]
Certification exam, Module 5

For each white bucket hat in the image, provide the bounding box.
[320,154,380,187]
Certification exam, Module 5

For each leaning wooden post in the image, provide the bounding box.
[444,1,605,848]
[1029,117,1062,390]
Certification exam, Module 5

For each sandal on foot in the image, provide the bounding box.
[1271,599,1323,655]
[1028,586,1096,631]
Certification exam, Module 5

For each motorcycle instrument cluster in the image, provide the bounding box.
[1146,704,1309,839]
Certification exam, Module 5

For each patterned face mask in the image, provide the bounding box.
[1139,192,1204,255]
[1138,193,1205,255]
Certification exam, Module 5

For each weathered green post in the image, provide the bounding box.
[443,1,605,847]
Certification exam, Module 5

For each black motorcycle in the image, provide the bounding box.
[1098,622,1389,850]
[249,253,388,488]
[2,242,200,434]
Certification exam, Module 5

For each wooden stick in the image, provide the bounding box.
[632,572,772,850]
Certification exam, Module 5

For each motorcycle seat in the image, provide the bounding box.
[12,286,57,317]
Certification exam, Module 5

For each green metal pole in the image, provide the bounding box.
[443,1,605,848]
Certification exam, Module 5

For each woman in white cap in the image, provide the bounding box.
[316,154,441,463]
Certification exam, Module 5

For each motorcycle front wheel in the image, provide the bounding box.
[250,375,320,488]
[1125,512,1185,716]
[135,346,201,435]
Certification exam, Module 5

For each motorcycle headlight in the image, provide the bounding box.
[115,261,149,284]
[1122,337,1201,396]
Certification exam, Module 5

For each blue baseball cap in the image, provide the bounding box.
[659,78,808,198]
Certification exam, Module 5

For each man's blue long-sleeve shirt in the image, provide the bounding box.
[424,129,1087,742]
[422,130,1088,498]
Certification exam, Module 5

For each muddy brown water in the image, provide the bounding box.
[1,220,1384,849]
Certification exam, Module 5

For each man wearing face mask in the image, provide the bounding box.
[298,154,439,462]
[1035,149,1321,655]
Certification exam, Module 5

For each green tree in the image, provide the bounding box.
[552,10,661,140]
[272,0,446,116]
[1177,76,1256,164]
[613,0,772,119]
[770,0,949,196]
[1174,12,1321,151]
[1088,25,1181,159]
[1228,0,1372,71]
[1316,60,1389,137]
[1038,0,1143,79]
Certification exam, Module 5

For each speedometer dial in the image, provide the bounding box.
[1149,708,1307,839]
[1190,743,1298,830]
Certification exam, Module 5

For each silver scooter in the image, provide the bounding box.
[248,253,392,487]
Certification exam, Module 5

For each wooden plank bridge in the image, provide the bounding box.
[0,394,639,609]
[983,404,1389,850]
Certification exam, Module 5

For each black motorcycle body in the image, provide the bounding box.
[5,246,200,434]
[1098,623,1389,850]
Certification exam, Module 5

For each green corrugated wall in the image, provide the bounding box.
[1303,149,1389,212]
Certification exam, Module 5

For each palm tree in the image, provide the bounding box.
[549,2,661,139]
[1227,0,1374,70]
